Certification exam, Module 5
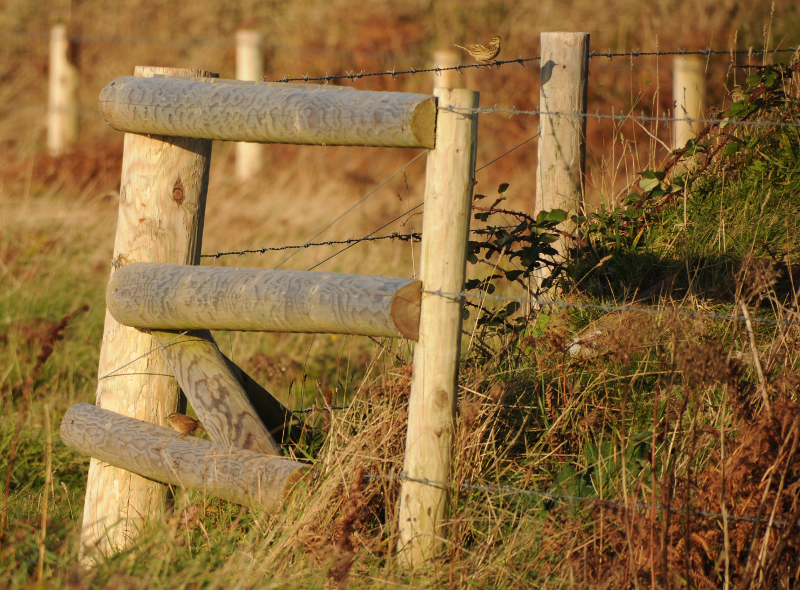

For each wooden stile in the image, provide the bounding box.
[398,88,479,566]
[108,263,421,340]
[99,76,436,148]
[62,404,306,513]
[79,66,217,561]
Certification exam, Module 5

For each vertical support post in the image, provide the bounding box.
[236,29,264,181]
[535,32,589,222]
[79,65,217,562]
[398,88,479,566]
[431,49,461,90]
[47,24,79,156]
[672,56,706,149]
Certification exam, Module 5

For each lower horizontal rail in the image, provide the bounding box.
[61,403,307,510]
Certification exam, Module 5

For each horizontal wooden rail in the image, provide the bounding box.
[61,404,307,510]
[99,76,436,148]
[108,263,421,340]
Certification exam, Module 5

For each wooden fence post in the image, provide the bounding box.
[432,49,461,90]
[236,29,264,181]
[672,56,706,149]
[47,24,79,156]
[398,88,479,566]
[535,32,589,229]
[79,65,217,562]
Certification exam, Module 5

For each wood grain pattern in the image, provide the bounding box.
[218,353,300,443]
[672,56,705,148]
[80,66,215,561]
[62,404,306,510]
[107,263,421,340]
[398,88,479,566]
[535,33,589,220]
[99,75,436,148]
[151,330,281,456]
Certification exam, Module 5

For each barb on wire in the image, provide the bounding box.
[364,471,798,529]
[424,289,800,327]
[439,105,800,129]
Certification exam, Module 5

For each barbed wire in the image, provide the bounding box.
[268,56,541,83]
[204,128,538,262]
[267,47,799,84]
[426,289,800,327]
[201,232,422,259]
[274,152,426,269]
[440,105,800,129]
[363,471,798,529]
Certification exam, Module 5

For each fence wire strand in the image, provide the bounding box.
[425,289,800,327]
[440,105,800,128]
[362,471,799,529]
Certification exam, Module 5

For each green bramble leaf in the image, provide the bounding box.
[474,194,488,200]
[536,209,567,224]
[475,212,490,222]
[746,74,761,86]
[498,182,510,194]
[639,177,662,192]
[722,142,742,156]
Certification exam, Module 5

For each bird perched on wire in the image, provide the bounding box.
[452,36,502,65]
[167,413,205,439]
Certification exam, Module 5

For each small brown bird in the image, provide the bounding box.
[167,413,205,439]
[452,36,502,64]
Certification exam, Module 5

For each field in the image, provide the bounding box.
[2,0,800,588]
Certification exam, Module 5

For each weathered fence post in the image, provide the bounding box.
[432,49,461,90]
[79,65,217,561]
[672,56,706,149]
[535,32,589,226]
[398,88,479,566]
[47,24,79,156]
[236,29,264,181]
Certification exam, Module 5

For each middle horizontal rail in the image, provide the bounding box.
[108,263,421,340]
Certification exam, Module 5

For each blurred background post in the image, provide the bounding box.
[235,29,264,181]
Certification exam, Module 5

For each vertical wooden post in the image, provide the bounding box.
[47,24,79,156]
[672,56,706,149]
[398,88,479,566]
[431,49,461,90]
[535,32,589,222]
[79,65,217,562]
[236,29,264,181]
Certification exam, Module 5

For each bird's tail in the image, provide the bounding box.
[451,44,468,51]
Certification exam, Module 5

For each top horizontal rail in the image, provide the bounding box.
[99,75,436,148]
